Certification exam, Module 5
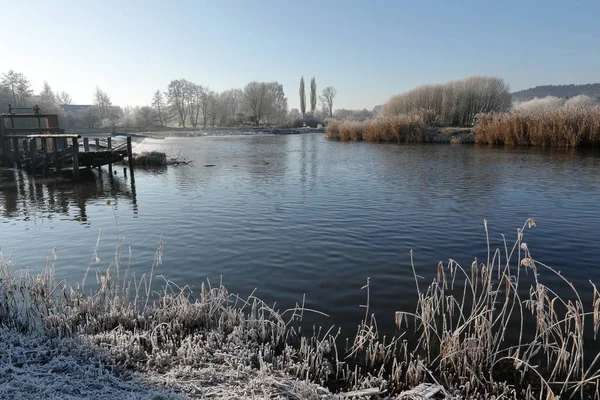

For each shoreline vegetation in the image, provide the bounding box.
[326,75,600,148]
[2,219,600,398]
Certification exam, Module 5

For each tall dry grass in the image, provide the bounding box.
[2,216,600,398]
[326,114,427,143]
[474,106,600,147]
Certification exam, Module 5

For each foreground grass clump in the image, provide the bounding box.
[1,219,600,398]
[131,151,168,166]
[474,106,600,147]
[326,114,427,143]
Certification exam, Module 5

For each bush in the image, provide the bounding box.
[383,76,511,126]
[326,113,427,143]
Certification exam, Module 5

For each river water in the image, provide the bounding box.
[1,133,600,336]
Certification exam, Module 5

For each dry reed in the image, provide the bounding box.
[326,114,427,143]
[474,106,600,147]
[1,217,600,399]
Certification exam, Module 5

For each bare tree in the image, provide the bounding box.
[93,87,112,118]
[319,86,336,118]
[220,89,242,125]
[152,90,167,126]
[207,94,219,127]
[310,77,317,115]
[39,81,58,112]
[186,83,203,128]
[1,70,32,107]
[56,91,72,105]
[167,79,190,127]
[81,107,101,128]
[200,89,213,128]
[299,76,306,118]
[242,81,286,126]
[136,106,158,128]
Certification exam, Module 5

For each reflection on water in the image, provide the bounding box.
[1,134,600,338]
[0,167,137,224]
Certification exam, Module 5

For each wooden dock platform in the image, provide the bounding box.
[0,106,134,179]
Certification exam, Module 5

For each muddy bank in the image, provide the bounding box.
[426,127,475,144]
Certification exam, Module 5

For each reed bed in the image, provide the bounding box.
[1,217,600,399]
[326,115,427,143]
[474,106,600,147]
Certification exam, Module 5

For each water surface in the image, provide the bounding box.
[2,133,600,335]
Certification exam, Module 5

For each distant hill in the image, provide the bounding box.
[512,84,600,101]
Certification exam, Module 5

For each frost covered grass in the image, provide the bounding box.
[326,114,427,143]
[474,106,600,147]
[1,218,600,399]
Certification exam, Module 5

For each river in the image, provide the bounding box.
[1,132,600,336]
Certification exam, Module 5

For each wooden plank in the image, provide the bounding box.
[0,113,58,119]
[3,133,79,139]
[2,128,65,133]
[72,137,79,180]
[83,137,90,152]
[95,138,100,150]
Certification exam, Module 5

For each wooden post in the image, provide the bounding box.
[72,137,80,180]
[42,138,49,171]
[83,137,90,152]
[95,138,101,169]
[22,139,29,154]
[107,137,113,174]
[30,138,37,169]
[3,138,12,166]
[126,136,133,169]
[12,137,21,168]
[53,137,61,170]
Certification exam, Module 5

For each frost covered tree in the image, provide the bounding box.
[310,77,317,115]
[299,76,306,118]
[243,81,287,126]
[152,90,167,126]
[319,86,336,118]
[383,75,511,126]
[1,70,32,107]
[167,79,191,127]
[39,81,58,112]
[56,91,72,105]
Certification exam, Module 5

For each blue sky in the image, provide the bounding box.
[1,0,598,110]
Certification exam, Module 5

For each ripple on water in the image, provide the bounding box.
[1,135,600,336]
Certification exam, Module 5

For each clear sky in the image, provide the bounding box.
[1,0,598,110]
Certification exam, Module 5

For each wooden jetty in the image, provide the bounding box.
[0,105,133,179]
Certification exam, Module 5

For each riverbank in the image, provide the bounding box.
[327,106,600,147]
[326,117,475,144]
[66,126,324,138]
[1,219,598,398]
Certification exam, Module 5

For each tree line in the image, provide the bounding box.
[2,69,356,129]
